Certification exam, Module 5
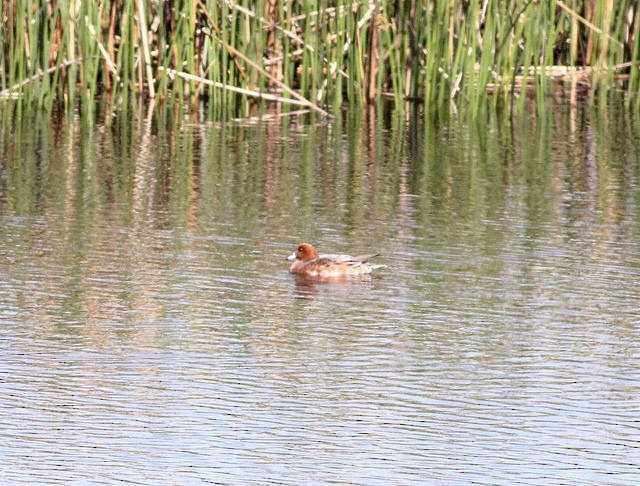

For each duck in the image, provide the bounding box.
[287,243,384,278]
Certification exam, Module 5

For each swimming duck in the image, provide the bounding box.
[287,243,384,278]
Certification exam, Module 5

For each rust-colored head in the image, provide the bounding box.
[288,243,319,262]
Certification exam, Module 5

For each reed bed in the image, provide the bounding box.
[1,1,639,116]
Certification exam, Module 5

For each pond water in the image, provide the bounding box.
[1,101,639,484]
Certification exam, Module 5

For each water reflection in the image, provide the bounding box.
[1,100,639,484]
[290,273,380,299]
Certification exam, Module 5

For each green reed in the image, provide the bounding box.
[1,1,639,116]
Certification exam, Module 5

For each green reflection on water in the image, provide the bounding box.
[1,100,639,329]
[2,101,638,233]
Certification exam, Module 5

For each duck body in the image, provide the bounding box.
[287,243,384,279]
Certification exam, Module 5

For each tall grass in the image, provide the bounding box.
[1,1,639,116]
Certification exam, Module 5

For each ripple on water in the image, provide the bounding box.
[2,111,640,484]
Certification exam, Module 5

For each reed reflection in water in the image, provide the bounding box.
[0,101,639,484]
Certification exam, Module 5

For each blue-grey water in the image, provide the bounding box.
[0,102,639,484]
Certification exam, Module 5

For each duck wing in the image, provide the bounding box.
[349,253,380,263]
[318,253,353,263]
[319,252,380,264]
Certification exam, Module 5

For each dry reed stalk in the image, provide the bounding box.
[0,59,82,97]
[556,0,623,48]
[225,0,351,80]
[160,66,329,115]
[196,0,250,82]
[136,0,155,97]
[85,17,117,76]
[195,2,330,116]
[366,1,379,102]
[232,108,311,122]
[106,2,118,91]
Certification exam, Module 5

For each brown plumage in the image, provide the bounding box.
[287,243,384,278]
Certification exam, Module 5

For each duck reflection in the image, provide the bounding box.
[292,273,375,299]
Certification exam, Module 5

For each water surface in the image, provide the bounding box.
[1,102,639,484]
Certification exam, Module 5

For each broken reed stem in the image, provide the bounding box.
[0,59,82,98]
[85,17,117,76]
[160,66,329,115]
